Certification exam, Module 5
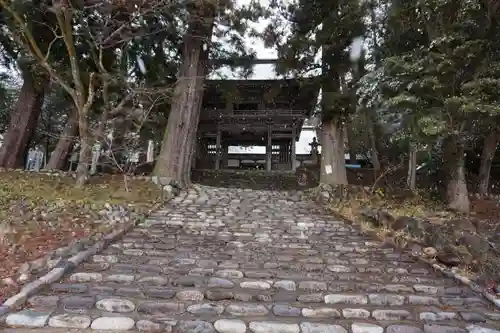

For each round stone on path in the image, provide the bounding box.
[273,304,301,317]
[424,326,466,333]
[240,281,271,289]
[466,326,500,333]
[327,265,352,272]
[174,320,215,333]
[188,303,225,315]
[146,287,176,299]
[325,294,367,304]
[352,323,384,333]
[216,269,244,279]
[226,304,269,316]
[214,319,247,333]
[136,319,164,331]
[96,298,136,313]
[90,316,135,330]
[139,275,169,285]
[342,308,370,319]
[206,290,234,300]
[387,325,424,333]
[105,274,135,283]
[51,283,88,294]
[414,285,439,294]
[249,321,300,333]
[372,309,412,321]
[461,312,486,322]
[302,308,341,318]
[297,294,323,303]
[177,290,204,301]
[189,268,215,276]
[48,314,91,329]
[368,294,405,306]
[301,322,347,333]
[69,272,102,282]
[92,255,119,263]
[60,295,95,311]
[208,277,235,288]
[274,280,296,291]
[6,310,51,328]
[198,259,218,268]
[299,281,327,291]
[408,295,439,305]
[137,301,185,315]
[420,312,455,321]
[123,249,144,256]
[28,295,60,308]
[234,292,252,301]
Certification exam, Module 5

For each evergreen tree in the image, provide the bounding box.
[268,0,365,185]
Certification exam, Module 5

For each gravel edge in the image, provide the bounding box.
[0,193,172,320]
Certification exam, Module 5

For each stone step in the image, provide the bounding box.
[68,267,457,291]
[191,170,304,191]
[4,324,500,333]
[61,263,462,290]
[30,289,492,314]
[5,306,500,332]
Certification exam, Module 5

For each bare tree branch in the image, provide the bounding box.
[0,0,75,95]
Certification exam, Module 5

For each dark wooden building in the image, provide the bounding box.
[195,78,320,171]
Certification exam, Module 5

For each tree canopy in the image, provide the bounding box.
[0,0,498,212]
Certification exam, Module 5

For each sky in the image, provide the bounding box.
[210,0,318,155]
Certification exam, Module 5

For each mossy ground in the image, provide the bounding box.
[325,185,500,284]
[0,171,162,302]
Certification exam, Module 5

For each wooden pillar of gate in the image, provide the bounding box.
[215,122,222,170]
[266,123,272,171]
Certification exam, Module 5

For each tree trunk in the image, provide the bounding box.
[75,104,92,187]
[0,74,47,168]
[154,3,215,188]
[182,45,210,185]
[46,107,79,170]
[320,115,348,184]
[444,136,470,213]
[108,119,127,168]
[320,15,346,185]
[346,117,357,164]
[365,108,381,173]
[407,140,417,190]
[75,136,91,187]
[478,130,499,195]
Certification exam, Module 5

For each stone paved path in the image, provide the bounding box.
[4,186,500,333]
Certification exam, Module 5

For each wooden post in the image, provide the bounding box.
[192,135,201,169]
[291,126,297,171]
[222,142,229,169]
[266,123,272,171]
[279,144,285,165]
[201,138,209,169]
[215,124,221,170]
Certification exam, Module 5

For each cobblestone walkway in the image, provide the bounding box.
[5,186,500,333]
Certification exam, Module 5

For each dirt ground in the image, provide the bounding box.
[0,171,161,303]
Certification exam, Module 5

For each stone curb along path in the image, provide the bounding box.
[3,185,500,333]
[0,197,167,322]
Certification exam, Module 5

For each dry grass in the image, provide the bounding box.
[0,172,160,207]
[327,185,500,283]
[0,171,162,302]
